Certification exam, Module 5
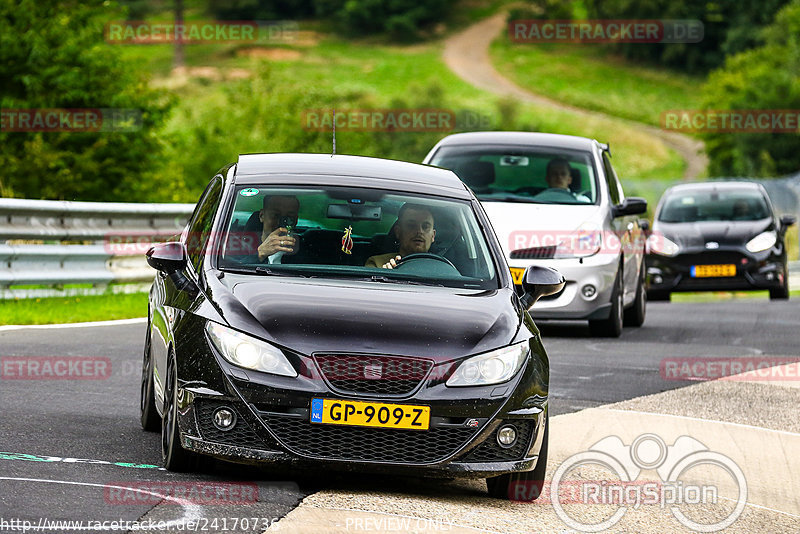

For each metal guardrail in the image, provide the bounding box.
[0,198,193,240]
[1,198,194,298]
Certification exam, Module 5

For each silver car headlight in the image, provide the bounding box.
[554,225,602,259]
[205,322,297,377]
[745,231,777,253]
[446,341,529,387]
[647,234,680,256]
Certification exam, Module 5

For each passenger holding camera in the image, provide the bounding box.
[258,195,299,263]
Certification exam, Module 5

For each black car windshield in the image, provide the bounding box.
[215,185,499,289]
[429,145,599,205]
[659,188,771,223]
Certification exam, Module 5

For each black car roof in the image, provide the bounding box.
[431,132,602,151]
[234,153,471,199]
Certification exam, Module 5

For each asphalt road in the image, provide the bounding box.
[1,298,797,532]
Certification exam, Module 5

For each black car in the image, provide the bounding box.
[646,181,795,300]
[141,153,564,500]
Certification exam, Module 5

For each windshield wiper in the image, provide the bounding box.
[220,266,298,277]
[368,275,441,286]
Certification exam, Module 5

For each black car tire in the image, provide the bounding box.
[770,269,789,300]
[647,289,671,301]
[589,267,623,338]
[623,261,646,327]
[162,355,199,472]
[486,414,548,501]
[140,321,160,432]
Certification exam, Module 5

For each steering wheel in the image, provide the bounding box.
[395,252,456,269]
[512,186,543,196]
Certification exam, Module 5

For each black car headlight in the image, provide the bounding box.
[446,341,528,387]
[647,234,680,256]
[205,321,297,377]
[745,231,777,253]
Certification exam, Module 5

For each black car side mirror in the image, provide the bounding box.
[780,215,797,228]
[520,265,566,310]
[639,218,650,232]
[146,242,188,273]
[612,197,647,218]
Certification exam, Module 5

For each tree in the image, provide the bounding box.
[700,0,800,176]
[0,0,174,201]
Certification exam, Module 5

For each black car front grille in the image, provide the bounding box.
[195,400,275,450]
[462,421,535,462]
[313,354,433,397]
[262,415,476,464]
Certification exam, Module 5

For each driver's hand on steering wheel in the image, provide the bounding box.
[381,255,402,269]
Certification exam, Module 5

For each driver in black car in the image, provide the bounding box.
[365,203,436,269]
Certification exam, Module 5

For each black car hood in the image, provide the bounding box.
[656,219,772,250]
[217,274,520,359]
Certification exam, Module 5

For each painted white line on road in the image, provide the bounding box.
[603,408,800,437]
[0,317,146,331]
[717,495,800,520]
[0,476,202,530]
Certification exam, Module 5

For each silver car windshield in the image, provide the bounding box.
[214,185,499,289]
[430,145,599,205]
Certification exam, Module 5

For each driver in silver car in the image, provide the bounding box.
[533,157,590,203]
[366,203,436,269]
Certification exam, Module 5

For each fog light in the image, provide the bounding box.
[497,425,517,448]
[766,272,775,280]
[653,275,663,284]
[212,407,237,431]
[581,284,597,299]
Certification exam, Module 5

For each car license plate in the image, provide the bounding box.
[310,398,430,430]
[510,267,525,285]
[691,264,736,278]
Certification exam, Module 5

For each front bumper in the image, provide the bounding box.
[174,348,548,478]
[646,248,785,293]
[512,254,619,320]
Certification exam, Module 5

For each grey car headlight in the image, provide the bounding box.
[745,231,777,253]
[446,341,529,387]
[647,234,680,256]
[205,321,297,377]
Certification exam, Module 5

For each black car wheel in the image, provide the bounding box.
[770,267,789,300]
[140,320,160,432]
[161,354,198,472]
[589,266,623,337]
[486,414,548,501]
[623,261,647,327]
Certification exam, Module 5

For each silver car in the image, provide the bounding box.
[423,132,648,337]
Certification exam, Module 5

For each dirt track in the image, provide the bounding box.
[442,12,707,179]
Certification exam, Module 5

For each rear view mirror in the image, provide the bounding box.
[780,215,796,228]
[613,197,647,217]
[146,242,188,273]
[520,265,566,310]
[327,203,382,221]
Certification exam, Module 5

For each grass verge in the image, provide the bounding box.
[0,293,148,326]
[489,38,704,128]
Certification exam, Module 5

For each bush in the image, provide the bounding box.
[0,0,174,201]
[700,0,800,176]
